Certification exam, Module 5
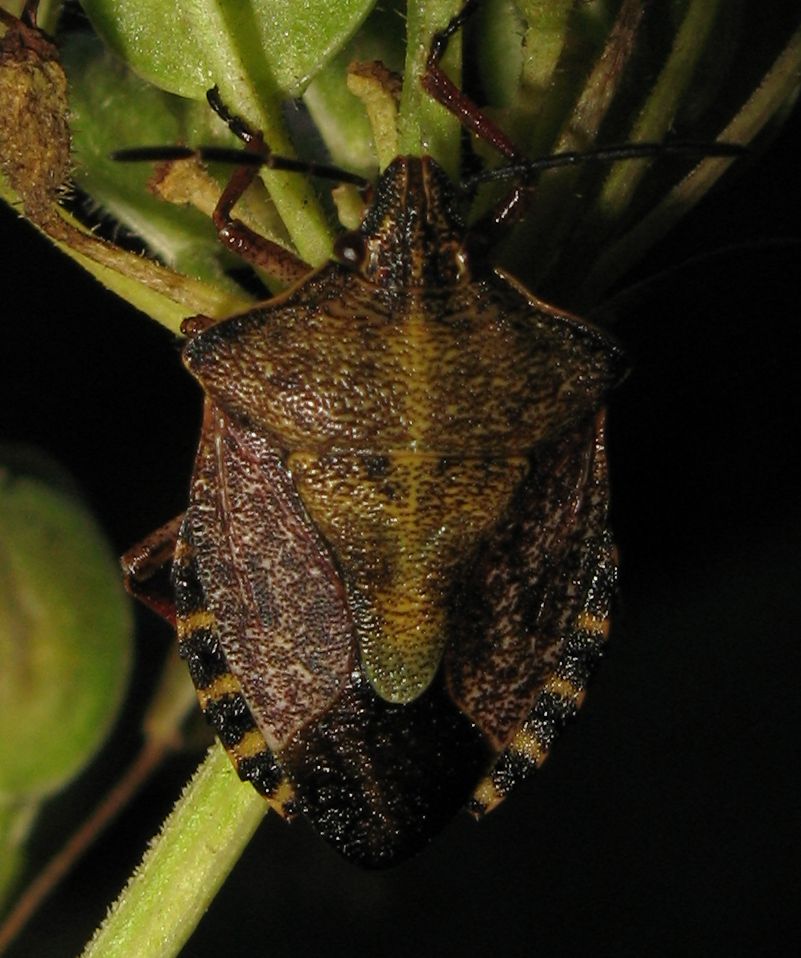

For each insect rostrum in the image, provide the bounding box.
[139,154,622,867]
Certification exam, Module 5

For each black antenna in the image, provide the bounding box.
[460,140,748,190]
[112,145,371,192]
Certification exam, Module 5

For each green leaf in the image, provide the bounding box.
[80,0,378,265]
[303,3,406,176]
[81,0,377,98]
[397,0,463,173]
[62,32,244,291]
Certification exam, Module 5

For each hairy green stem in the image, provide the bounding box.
[80,745,266,958]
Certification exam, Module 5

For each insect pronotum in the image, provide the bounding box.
[120,0,744,866]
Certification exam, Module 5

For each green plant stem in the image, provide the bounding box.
[0,652,197,956]
[578,21,801,306]
[595,0,722,223]
[80,744,267,958]
[397,0,462,173]
[187,0,334,266]
[514,0,575,154]
[0,175,252,334]
[518,0,646,287]
[0,743,164,956]
[0,801,38,914]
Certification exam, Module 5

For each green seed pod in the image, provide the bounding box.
[0,449,132,802]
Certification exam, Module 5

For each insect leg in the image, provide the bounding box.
[121,514,184,624]
[421,1,533,235]
[422,0,522,162]
[113,88,373,283]
[0,0,39,29]
[201,87,372,284]
[203,106,312,284]
[113,146,312,284]
[423,4,747,242]
[205,88,370,190]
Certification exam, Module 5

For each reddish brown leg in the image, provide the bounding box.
[204,88,371,285]
[423,3,747,240]
[20,0,39,27]
[0,0,39,28]
[207,126,312,285]
[121,515,184,625]
[423,0,522,162]
[113,88,372,285]
[421,0,531,233]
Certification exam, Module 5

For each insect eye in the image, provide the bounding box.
[333,230,367,268]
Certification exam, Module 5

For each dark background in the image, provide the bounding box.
[2,99,800,958]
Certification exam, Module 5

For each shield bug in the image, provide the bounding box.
[120,2,745,867]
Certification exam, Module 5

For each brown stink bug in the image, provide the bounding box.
[119,2,745,867]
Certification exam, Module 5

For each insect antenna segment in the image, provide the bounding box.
[461,140,748,189]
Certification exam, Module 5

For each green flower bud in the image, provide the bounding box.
[0,449,132,802]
